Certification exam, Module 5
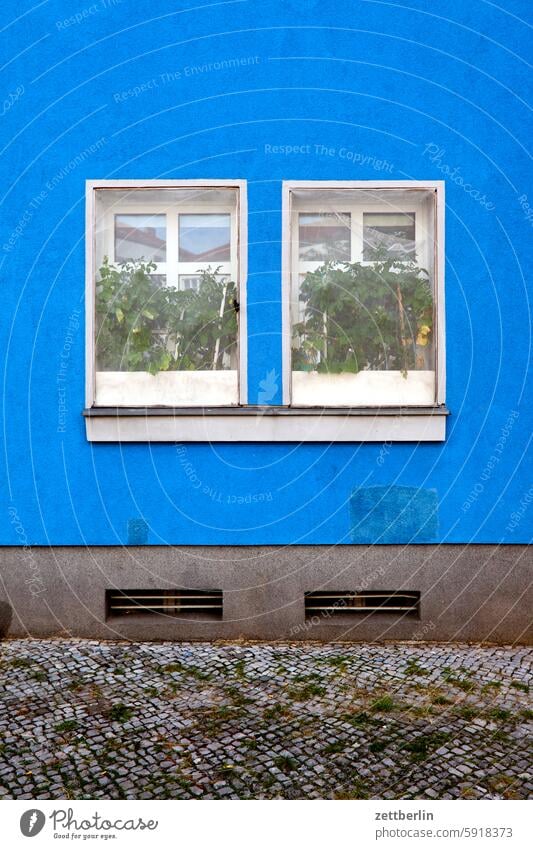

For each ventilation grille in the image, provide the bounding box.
[106,589,223,620]
[305,590,420,617]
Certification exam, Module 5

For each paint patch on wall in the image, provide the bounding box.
[127,518,149,545]
[350,486,438,543]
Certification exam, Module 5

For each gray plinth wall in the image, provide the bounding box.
[0,545,531,643]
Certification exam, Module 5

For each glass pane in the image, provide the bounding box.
[179,213,231,261]
[298,212,351,261]
[115,214,166,262]
[363,212,415,260]
[179,273,229,292]
[93,187,239,407]
[179,274,201,292]
[291,187,435,406]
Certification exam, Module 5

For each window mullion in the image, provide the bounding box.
[166,211,179,289]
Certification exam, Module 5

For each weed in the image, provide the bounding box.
[10,658,33,669]
[334,780,368,800]
[225,686,253,707]
[455,706,479,720]
[344,711,371,725]
[158,662,210,682]
[157,662,183,674]
[30,670,47,682]
[234,659,246,679]
[108,704,133,723]
[54,720,79,734]
[286,682,326,701]
[489,708,511,721]
[491,730,510,743]
[401,732,450,761]
[293,672,320,684]
[274,754,298,773]
[405,661,429,676]
[410,704,435,717]
[322,655,350,672]
[371,695,396,712]
[432,695,452,706]
[263,704,292,721]
[444,674,476,692]
[324,740,346,754]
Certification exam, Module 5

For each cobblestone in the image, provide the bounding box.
[0,639,531,799]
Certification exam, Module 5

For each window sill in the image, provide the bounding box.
[83,405,449,442]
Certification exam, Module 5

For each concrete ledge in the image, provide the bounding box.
[0,545,530,643]
[84,406,448,442]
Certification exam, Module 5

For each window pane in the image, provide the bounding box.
[179,273,229,292]
[179,274,201,292]
[363,212,415,260]
[115,214,166,262]
[291,187,435,406]
[299,212,351,261]
[179,213,231,261]
[93,187,239,406]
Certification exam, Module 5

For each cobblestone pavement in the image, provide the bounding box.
[0,640,531,800]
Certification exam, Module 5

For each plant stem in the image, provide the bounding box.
[396,281,408,375]
[213,281,228,369]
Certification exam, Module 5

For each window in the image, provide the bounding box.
[85,179,446,442]
[283,182,445,409]
[86,181,246,409]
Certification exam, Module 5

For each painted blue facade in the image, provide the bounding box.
[1,0,531,546]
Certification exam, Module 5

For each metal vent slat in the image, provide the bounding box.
[307,604,413,613]
[110,595,222,604]
[106,588,223,620]
[110,604,223,611]
[305,590,420,617]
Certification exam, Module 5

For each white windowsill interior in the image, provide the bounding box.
[292,370,435,407]
[95,370,239,407]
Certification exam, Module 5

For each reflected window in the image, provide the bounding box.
[298,212,351,262]
[363,212,415,260]
[179,214,231,262]
[115,214,166,263]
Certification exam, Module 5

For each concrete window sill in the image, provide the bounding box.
[83,405,449,442]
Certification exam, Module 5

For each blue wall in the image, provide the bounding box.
[1,0,531,546]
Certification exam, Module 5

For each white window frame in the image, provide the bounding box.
[282,180,446,410]
[104,205,236,290]
[85,179,248,410]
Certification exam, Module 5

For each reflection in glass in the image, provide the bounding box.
[179,275,201,292]
[114,214,166,262]
[179,214,231,261]
[179,273,229,292]
[298,212,351,261]
[363,212,415,260]
[94,187,240,407]
[95,261,237,373]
